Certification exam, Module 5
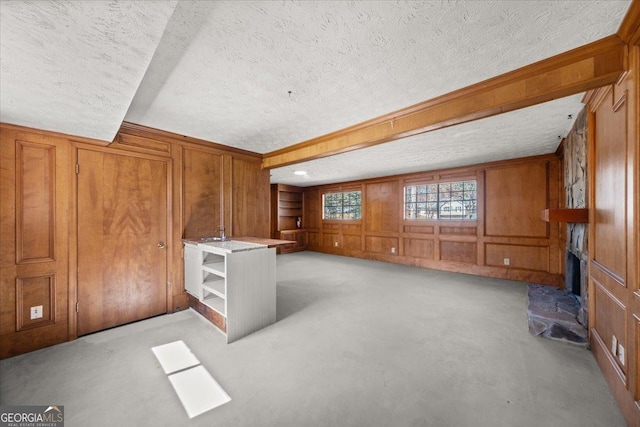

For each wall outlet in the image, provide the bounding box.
[334,241,338,247]
[30,305,43,320]
[618,344,625,366]
[503,258,510,266]
[391,247,396,254]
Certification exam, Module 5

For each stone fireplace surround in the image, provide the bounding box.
[527,107,589,346]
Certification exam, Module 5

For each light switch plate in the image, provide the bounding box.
[611,335,618,355]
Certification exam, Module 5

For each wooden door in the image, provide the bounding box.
[77,149,168,336]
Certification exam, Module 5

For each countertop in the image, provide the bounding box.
[182,236,295,253]
[231,236,296,248]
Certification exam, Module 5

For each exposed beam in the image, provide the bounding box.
[262,35,626,170]
[617,0,640,45]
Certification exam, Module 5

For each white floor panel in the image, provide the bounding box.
[168,365,231,418]
[151,340,200,374]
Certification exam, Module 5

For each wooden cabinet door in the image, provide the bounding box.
[77,149,168,336]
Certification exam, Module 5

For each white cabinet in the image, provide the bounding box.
[183,241,276,343]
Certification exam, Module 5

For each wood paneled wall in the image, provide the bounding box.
[0,129,71,357]
[586,40,640,425]
[0,122,270,358]
[303,155,563,286]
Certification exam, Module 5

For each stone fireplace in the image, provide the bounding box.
[527,107,589,346]
[563,107,588,327]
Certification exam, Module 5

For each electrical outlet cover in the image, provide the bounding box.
[30,305,43,320]
[618,344,625,365]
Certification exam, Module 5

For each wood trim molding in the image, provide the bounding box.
[262,35,626,170]
[118,122,262,160]
[617,0,640,45]
[0,122,109,146]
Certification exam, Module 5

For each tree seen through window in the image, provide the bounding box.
[405,180,476,220]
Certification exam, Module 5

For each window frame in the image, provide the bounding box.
[404,179,477,221]
[322,190,362,221]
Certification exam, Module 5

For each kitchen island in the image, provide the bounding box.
[182,237,294,343]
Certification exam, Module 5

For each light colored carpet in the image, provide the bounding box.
[0,251,625,426]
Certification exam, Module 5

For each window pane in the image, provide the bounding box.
[405,180,476,220]
[323,191,361,220]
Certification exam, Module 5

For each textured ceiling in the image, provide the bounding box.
[0,0,178,141]
[0,1,632,186]
[270,94,584,186]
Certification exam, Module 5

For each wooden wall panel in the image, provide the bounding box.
[343,234,362,251]
[485,162,548,238]
[485,244,549,272]
[440,226,476,236]
[586,35,639,424]
[403,225,434,235]
[440,241,476,263]
[16,275,55,331]
[232,158,270,238]
[593,89,627,280]
[182,148,222,239]
[302,155,563,285]
[365,236,398,255]
[593,276,628,374]
[323,233,339,248]
[16,142,55,263]
[2,122,271,358]
[303,188,321,228]
[307,231,319,247]
[403,238,434,259]
[112,134,171,156]
[635,314,640,402]
[365,181,399,233]
[1,127,70,359]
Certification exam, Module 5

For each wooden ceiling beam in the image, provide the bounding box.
[262,35,626,170]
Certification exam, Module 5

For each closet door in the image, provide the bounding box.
[77,149,168,335]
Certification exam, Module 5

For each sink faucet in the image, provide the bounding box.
[219,226,226,241]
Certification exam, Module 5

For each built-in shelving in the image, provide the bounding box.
[271,184,306,253]
[183,241,277,343]
[202,294,225,316]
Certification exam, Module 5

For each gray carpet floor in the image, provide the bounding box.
[0,251,625,426]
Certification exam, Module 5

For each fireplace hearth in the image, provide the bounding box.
[527,284,587,347]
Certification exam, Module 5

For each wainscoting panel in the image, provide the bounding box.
[485,244,549,272]
[440,241,476,263]
[16,275,55,331]
[365,236,398,255]
[16,141,55,264]
[403,238,435,259]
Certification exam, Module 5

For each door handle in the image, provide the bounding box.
[157,242,166,249]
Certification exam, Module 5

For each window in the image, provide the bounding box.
[323,191,361,220]
[405,180,476,220]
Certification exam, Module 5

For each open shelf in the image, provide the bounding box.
[202,294,225,316]
[203,278,225,299]
[202,260,225,277]
[541,208,589,223]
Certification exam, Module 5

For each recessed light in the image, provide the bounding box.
[294,170,307,176]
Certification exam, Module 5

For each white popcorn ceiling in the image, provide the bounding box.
[0,1,178,141]
[0,1,631,185]
[270,94,585,186]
